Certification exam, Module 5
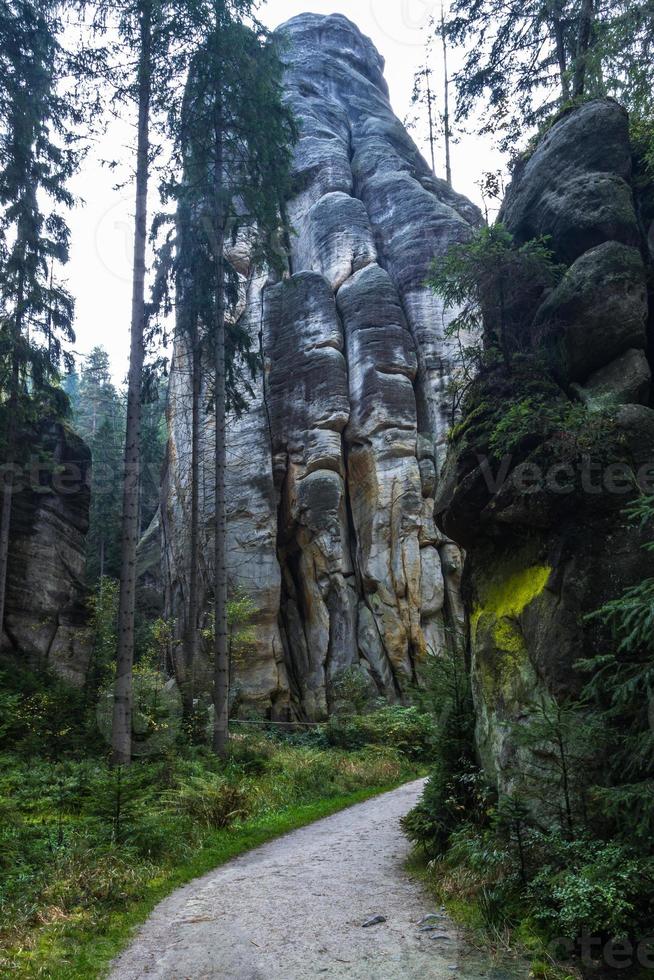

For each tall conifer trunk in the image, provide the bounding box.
[0,349,20,635]
[0,257,25,637]
[111,0,152,766]
[182,317,201,727]
[552,1,570,101]
[440,4,452,187]
[212,227,228,757]
[573,0,594,98]
[426,71,436,176]
[211,30,229,755]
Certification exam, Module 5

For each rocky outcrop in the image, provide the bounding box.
[162,13,478,719]
[1,421,91,685]
[437,100,654,789]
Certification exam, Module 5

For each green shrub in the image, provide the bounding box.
[528,838,654,941]
[0,669,98,757]
[401,644,479,855]
[226,733,275,774]
[330,666,376,715]
[402,763,490,856]
[325,705,435,759]
[0,716,420,971]
[163,775,250,829]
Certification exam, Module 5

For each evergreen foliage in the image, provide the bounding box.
[580,493,654,842]
[405,497,654,956]
[406,34,439,176]
[401,648,482,853]
[69,348,125,581]
[429,224,564,420]
[0,0,85,631]
[165,0,296,756]
[410,210,654,963]
[445,0,654,149]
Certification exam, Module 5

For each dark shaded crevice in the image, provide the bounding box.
[258,284,309,718]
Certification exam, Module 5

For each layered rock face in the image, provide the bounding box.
[436,100,654,788]
[0,422,91,685]
[162,13,478,719]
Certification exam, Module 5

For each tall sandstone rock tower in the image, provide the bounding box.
[162,13,480,719]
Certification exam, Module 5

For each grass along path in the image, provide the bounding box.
[1,732,425,979]
[109,778,463,980]
[29,785,413,979]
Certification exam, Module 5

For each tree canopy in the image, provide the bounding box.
[446,0,654,149]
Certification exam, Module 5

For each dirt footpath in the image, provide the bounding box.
[108,779,499,979]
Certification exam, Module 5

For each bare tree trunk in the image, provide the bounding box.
[182,318,201,728]
[572,0,594,99]
[440,4,452,187]
[212,82,229,757]
[0,351,20,636]
[426,71,436,176]
[0,259,25,638]
[111,0,152,767]
[212,235,228,756]
[552,3,570,101]
[47,258,54,361]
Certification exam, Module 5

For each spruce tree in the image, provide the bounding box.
[581,493,654,842]
[70,347,125,583]
[75,346,118,439]
[172,0,295,755]
[408,38,438,176]
[0,0,79,635]
[110,0,155,766]
[439,4,453,187]
[408,8,453,185]
[444,0,649,147]
[88,0,182,765]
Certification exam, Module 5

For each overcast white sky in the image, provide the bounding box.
[67,1,504,382]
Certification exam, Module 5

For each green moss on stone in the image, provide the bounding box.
[471,563,552,700]
[473,563,551,627]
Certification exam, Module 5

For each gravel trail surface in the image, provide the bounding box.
[109,779,499,979]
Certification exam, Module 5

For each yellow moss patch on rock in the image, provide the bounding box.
[471,563,551,639]
[471,563,552,700]
[474,564,552,626]
[493,619,527,656]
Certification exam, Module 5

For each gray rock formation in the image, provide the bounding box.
[500,100,640,263]
[576,348,652,408]
[0,421,91,685]
[162,13,479,719]
[437,100,654,790]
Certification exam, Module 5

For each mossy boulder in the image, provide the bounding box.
[501,100,639,263]
[532,241,648,380]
